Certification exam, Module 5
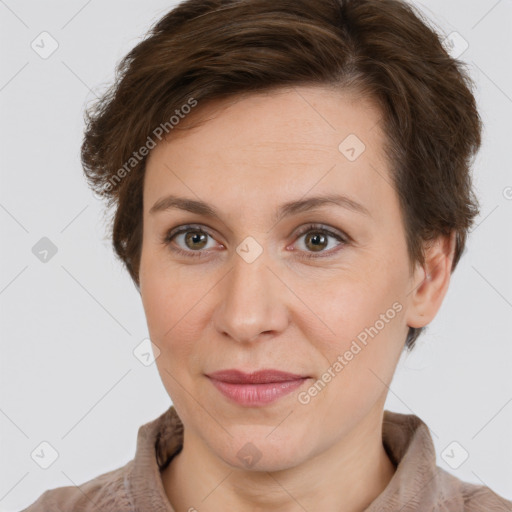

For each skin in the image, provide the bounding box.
[139,85,455,512]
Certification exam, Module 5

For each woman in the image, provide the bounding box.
[22,0,512,510]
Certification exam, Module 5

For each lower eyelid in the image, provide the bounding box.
[292,230,346,258]
[166,229,218,254]
[165,225,347,257]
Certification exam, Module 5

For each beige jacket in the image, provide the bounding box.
[21,406,512,511]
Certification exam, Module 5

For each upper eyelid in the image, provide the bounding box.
[167,223,347,247]
[167,224,220,242]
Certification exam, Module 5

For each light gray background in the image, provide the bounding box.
[1,0,511,510]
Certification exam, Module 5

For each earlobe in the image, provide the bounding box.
[406,231,456,329]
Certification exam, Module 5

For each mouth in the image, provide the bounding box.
[205,369,311,407]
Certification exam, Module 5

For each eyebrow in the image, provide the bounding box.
[149,193,371,222]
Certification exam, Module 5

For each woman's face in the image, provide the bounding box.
[139,85,427,471]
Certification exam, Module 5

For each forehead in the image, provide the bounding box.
[143,85,391,220]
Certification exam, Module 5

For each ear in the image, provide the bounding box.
[406,231,456,329]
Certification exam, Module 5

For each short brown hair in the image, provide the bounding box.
[81,0,482,351]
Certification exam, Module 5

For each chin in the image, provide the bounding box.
[212,430,310,473]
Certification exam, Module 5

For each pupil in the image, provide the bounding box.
[184,230,329,252]
[187,231,206,249]
[308,232,326,251]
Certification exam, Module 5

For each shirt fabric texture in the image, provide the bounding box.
[21,406,512,511]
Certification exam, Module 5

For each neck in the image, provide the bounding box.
[161,405,396,512]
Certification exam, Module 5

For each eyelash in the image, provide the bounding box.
[162,223,349,260]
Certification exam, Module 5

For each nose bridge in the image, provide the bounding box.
[213,240,288,343]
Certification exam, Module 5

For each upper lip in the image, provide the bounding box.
[206,369,308,384]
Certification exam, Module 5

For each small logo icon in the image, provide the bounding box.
[31,31,59,59]
[31,441,59,469]
[441,440,469,469]
[236,236,263,264]
[236,442,262,468]
[503,186,512,200]
[442,32,469,59]
[339,134,366,162]
[133,337,161,366]
[32,237,58,263]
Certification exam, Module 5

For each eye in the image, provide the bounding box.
[162,223,349,259]
[292,223,348,259]
[162,224,220,258]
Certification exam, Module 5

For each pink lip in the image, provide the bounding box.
[206,369,310,406]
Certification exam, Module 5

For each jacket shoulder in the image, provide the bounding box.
[437,467,512,511]
[461,480,512,512]
[20,461,135,511]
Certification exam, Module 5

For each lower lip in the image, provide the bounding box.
[208,377,309,406]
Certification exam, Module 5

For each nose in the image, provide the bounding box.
[212,246,289,344]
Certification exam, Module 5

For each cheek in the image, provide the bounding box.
[141,256,203,340]
[140,271,202,406]
[140,264,214,386]
[305,267,407,383]
[296,277,406,434]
